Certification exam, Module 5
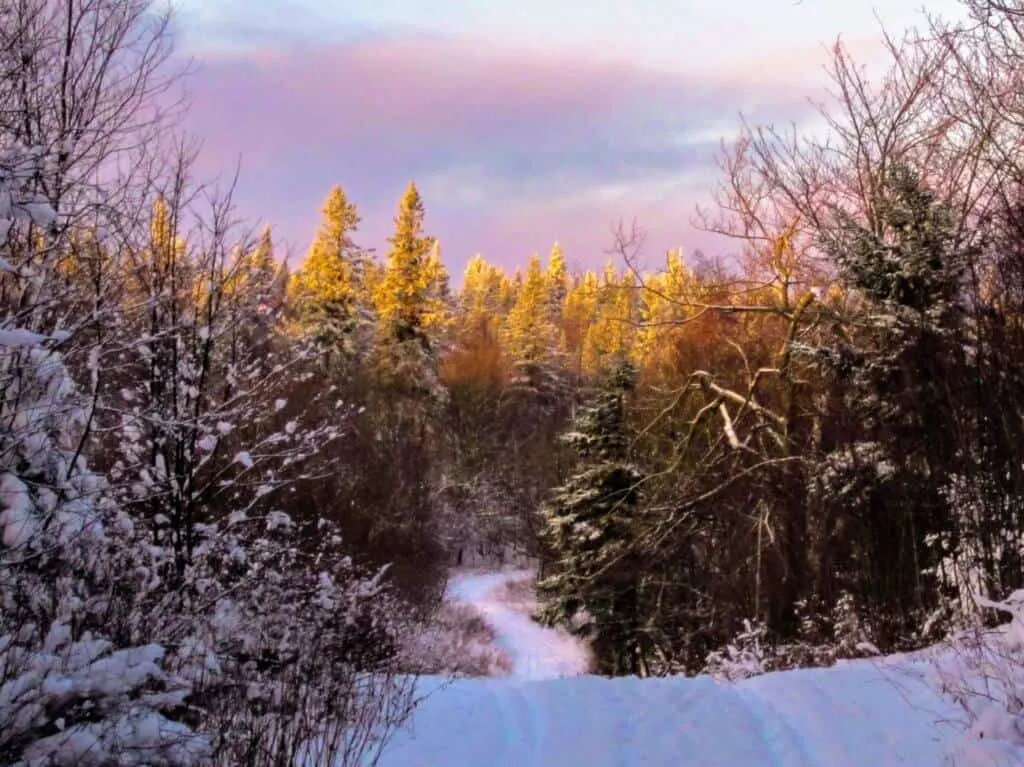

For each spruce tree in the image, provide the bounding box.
[372,181,446,403]
[287,185,372,358]
[808,163,975,634]
[502,253,565,411]
[505,253,558,364]
[536,359,648,676]
[374,181,435,350]
[545,241,569,321]
[583,263,638,376]
[458,254,507,345]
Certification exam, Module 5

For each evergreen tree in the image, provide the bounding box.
[502,253,566,411]
[458,254,508,346]
[545,241,569,322]
[287,185,372,358]
[562,270,599,383]
[807,163,975,636]
[374,181,436,350]
[422,239,453,343]
[505,253,559,364]
[582,263,638,375]
[372,181,446,403]
[537,359,648,676]
[637,249,698,370]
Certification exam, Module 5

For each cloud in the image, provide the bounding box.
[177,33,822,274]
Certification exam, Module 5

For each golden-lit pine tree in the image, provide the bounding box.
[636,249,699,368]
[422,239,453,341]
[249,226,278,286]
[582,262,638,375]
[504,253,560,365]
[287,186,370,352]
[545,241,569,318]
[374,181,438,350]
[443,255,508,392]
[370,181,453,406]
[226,226,277,301]
[497,267,518,316]
[126,195,192,307]
[562,270,599,380]
[458,254,508,344]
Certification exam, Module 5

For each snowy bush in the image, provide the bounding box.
[0,337,209,764]
[163,513,416,766]
[0,130,423,763]
[0,279,419,767]
[0,138,210,765]
[703,594,880,681]
[398,601,512,677]
[923,472,1024,636]
[702,619,769,681]
[931,591,1024,765]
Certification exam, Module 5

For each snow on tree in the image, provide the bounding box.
[0,5,422,764]
[99,175,350,583]
[536,358,649,676]
[801,162,980,638]
[371,182,450,406]
[287,186,376,364]
[0,141,209,765]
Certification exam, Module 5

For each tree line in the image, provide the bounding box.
[7,0,1024,762]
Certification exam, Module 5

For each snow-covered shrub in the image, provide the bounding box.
[162,513,417,766]
[924,472,1024,637]
[703,593,880,681]
[399,601,512,677]
[0,347,210,763]
[703,619,769,681]
[0,143,209,765]
[931,591,1024,765]
[0,9,422,764]
[0,141,421,766]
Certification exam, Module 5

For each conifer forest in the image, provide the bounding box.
[6,0,1024,764]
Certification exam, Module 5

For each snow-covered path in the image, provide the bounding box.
[376,571,979,766]
[445,570,590,680]
[379,665,963,766]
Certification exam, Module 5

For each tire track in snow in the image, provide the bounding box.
[377,571,966,766]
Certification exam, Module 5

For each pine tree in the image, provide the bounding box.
[458,254,508,346]
[808,163,975,633]
[287,186,371,357]
[582,263,638,376]
[226,226,278,306]
[545,241,569,321]
[537,359,648,676]
[505,253,559,364]
[372,181,446,402]
[636,249,698,373]
[422,239,453,342]
[375,182,436,350]
[563,270,600,383]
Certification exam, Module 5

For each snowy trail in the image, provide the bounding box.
[379,661,965,766]
[377,571,973,766]
[445,569,590,680]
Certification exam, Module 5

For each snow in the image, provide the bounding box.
[377,570,1002,767]
[445,570,590,680]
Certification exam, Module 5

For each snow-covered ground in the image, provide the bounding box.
[376,571,1014,766]
[444,569,591,680]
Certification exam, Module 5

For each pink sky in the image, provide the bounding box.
[175,31,872,277]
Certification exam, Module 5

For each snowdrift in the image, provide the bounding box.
[380,660,972,766]
[376,570,1020,766]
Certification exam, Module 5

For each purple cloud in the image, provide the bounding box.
[178,34,819,276]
